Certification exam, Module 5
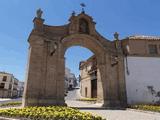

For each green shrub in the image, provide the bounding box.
[131,105,160,112]
[0,106,106,120]
[0,102,22,107]
[77,98,97,102]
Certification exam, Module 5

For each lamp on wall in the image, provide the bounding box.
[125,44,130,75]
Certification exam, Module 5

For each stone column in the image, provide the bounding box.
[23,36,45,107]
[56,56,66,105]
[117,56,127,106]
[96,66,104,102]
[96,53,110,105]
[101,53,112,107]
[55,43,66,105]
[101,53,125,107]
[38,43,58,106]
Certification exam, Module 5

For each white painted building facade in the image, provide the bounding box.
[125,57,160,105]
[79,35,160,105]
[65,68,77,91]
[122,35,160,105]
[0,72,24,98]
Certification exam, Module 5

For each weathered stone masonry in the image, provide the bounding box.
[23,10,127,107]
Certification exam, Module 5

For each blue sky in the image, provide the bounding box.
[0,0,160,80]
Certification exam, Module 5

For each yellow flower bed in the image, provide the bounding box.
[131,105,160,112]
[0,106,105,120]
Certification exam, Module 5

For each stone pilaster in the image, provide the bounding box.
[23,36,45,107]
[117,56,127,106]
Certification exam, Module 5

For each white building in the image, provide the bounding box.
[0,72,24,98]
[122,36,160,105]
[79,35,160,105]
[17,81,24,97]
[65,68,77,91]
[125,57,160,105]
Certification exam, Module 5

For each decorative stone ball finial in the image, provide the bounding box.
[36,8,43,18]
[114,32,119,40]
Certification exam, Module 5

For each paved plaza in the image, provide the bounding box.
[82,109,160,120]
[66,89,160,120]
[0,90,159,120]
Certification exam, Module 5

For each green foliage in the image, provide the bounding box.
[0,106,106,120]
[0,102,22,107]
[131,105,160,112]
[77,98,97,102]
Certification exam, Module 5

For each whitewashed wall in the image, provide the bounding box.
[124,57,160,105]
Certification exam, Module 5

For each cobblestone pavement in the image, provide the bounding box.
[66,89,160,120]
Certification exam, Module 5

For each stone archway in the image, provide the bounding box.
[22,10,127,107]
[61,34,106,103]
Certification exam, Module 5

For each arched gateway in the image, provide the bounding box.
[23,10,127,107]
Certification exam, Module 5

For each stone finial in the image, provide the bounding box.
[72,11,76,16]
[33,9,44,30]
[114,32,119,40]
[114,32,122,51]
[36,8,43,18]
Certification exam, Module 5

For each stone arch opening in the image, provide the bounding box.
[64,46,96,106]
[61,34,106,105]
